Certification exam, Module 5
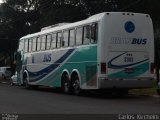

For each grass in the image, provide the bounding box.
[129,80,160,96]
[129,87,158,96]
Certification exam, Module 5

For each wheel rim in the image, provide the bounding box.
[62,75,70,94]
[24,78,29,88]
[64,81,69,93]
[73,79,80,95]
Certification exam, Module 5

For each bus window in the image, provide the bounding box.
[51,33,56,49]
[63,30,69,47]
[28,39,32,52]
[91,23,98,44]
[57,32,62,48]
[46,34,52,50]
[24,39,28,52]
[37,37,41,51]
[76,27,83,46]
[41,35,46,50]
[32,37,37,52]
[18,40,24,51]
[83,25,90,45]
[69,29,75,46]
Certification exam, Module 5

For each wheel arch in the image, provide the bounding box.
[23,70,29,82]
[61,69,70,79]
[61,69,70,84]
[71,69,81,88]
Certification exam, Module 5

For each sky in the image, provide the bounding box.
[0,0,3,3]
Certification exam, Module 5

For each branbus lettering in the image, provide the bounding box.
[132,38,147,45]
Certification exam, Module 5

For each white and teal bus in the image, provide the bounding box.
[16,12,155,94]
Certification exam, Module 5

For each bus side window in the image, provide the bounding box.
[46,34,52,50]
[69,29,75,47]
[51,33,56,49]
[41,35,46,50]
[91,23,98,44]
[57,32,62,48]
[83,25,90,45]
[18,40,24,51]
[24,39,28,53]
[28,39,32,52]
[21,40,24,51]
[37,37,41,51]
[76,27,83,46]
[63,30,69,47]
[32,37,37,52]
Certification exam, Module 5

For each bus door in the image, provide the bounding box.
[16,51,22,85]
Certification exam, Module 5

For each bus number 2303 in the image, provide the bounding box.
[124,57,134,62]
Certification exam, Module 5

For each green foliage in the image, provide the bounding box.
[0,0,160,66]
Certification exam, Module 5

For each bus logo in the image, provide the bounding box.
[132,38,147,45]
[125,21,135,33]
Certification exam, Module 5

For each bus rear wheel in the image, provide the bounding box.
[72,75,81,95]
[61,74,70,94]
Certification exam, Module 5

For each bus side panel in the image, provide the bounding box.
[26,45,98,89]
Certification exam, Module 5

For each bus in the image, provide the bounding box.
[15,12,155,95]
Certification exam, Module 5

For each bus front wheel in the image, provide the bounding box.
[23,77,29,88]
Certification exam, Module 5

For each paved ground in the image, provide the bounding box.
[0,79,160,115]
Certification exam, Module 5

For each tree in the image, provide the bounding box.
[0,0,40,67]
[0,0,160,67]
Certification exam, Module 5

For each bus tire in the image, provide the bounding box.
[61,74,70,94]
[23,76,30,88]
[72,74,81,95]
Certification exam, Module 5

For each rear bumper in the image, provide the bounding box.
[99,78,155,89]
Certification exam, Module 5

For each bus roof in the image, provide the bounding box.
[20,12,107,40]
[20,12,149,40]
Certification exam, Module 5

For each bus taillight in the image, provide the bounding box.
[150,63,155,74]
[101,62,106,74]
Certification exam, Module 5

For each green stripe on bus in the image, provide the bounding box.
[36,45,97,87]
[108,62,149,79]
